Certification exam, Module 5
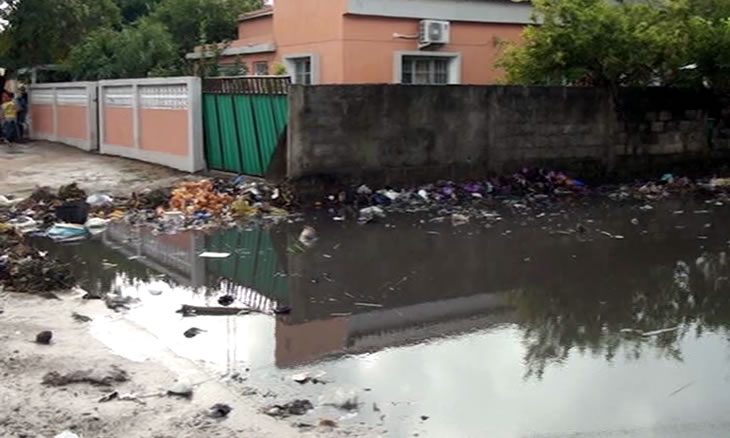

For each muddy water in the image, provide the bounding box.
[43,199,730,437]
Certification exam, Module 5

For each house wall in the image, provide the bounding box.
[218,52,277,75]
[272,0,347,83]
[345,0,534,24]
[342,16,523,84]
[236,15,274,43]
[219,0,528,84]
[288,85,726,183]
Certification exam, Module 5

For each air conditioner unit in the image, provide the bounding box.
[419,20,450,48]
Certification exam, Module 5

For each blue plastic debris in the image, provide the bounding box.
[47,224,88,243]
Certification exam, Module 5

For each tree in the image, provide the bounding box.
[149,0,263,57]
[0,0,121,69]
[687,15,730,89]
[113,0,163,24]
[67,18,178,80]
[500,0,730,92]
[499,0,689,91]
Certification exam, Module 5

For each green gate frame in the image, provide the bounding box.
[203,77,289,176]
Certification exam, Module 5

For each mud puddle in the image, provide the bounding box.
[39,199,730,437]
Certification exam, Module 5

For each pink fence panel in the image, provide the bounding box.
[29,82,98,151]
[99,77,204,172]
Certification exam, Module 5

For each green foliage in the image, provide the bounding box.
[217,56,249,76]
[500,0,689,89]
[113,0,163,24]
[67,18,178,80]
[0,0,122,69]
[687,16,730,89]
[0,0,263,79]
[272,62,287,76]
[149,0,263,56]
[499,0,730,91]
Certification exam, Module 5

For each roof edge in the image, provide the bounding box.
[238,7,274,22]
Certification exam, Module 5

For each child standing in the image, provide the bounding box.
[2,93,18,143]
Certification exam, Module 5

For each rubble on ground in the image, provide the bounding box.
[264,399,314,418]
[4,170,730,240]
[0,227,74,293]
[42,366,129,387]
[0,177,292,240]
[311,170,730,226]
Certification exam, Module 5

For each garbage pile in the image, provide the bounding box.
[0,177,294,293]
[0,227,74,292]
[0,178,292,242]
[318,170,587,210]
[313,170,730,224]
[123,177,291,231]
[0,183,109,243]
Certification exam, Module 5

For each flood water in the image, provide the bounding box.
[42,199,730,437]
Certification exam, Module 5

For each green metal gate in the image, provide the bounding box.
[203,77,290,176]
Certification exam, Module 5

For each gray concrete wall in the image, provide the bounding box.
[287,85,729,183]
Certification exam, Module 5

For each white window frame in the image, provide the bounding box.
[254,61,269,76]
[282,53,320,85]
[393,51,462,85]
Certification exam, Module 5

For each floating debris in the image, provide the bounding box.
[199,252,231,259]
[177,304,251,317]
[183,327,206,338]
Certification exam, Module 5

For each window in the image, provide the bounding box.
[292,57,312,85]
[395,52,461,85]
[254,61,269,76]
[216,62,247,76]
[283,54,319,85]
[402,56,449,84]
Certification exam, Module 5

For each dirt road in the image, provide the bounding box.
[0,142,182,198]
[0,291,322,438]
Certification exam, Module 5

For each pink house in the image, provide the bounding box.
[187,0,533,85]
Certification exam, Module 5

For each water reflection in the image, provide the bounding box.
[43,201,730,382]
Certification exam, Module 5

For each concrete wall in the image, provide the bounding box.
[287,85,727,183]
[29,82,98,152]
[98,77,205,173]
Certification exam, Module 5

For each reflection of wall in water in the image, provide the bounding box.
[274,207,730,367]
[104,222,205,287]
[275,291,517,367]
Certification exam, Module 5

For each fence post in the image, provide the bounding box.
[51,87,58,141]
[132,83,140,150]
[188,76,205,173]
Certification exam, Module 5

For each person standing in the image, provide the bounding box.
[2,93,19,143]
[15,88,27,141]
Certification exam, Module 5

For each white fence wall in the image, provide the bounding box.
[98,77,204,172]
[29,82,98,151]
